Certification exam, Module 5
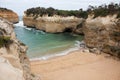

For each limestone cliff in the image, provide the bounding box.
[23,15,83,33]
[0,8,19,23]
[83,15,120,57]
[0,18,40,80]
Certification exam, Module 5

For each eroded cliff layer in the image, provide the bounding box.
[0,8,19,23]
[83,15,120,57]
[23,15,83,33]
[0,18,39,80]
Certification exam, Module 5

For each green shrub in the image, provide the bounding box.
[25,7,88,18]
[24,3,120,19]
[0,36,13,48]
[88,3,120,18]
[0,7,12,12]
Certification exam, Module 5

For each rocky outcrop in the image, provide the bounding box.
[0,8,19,23]
[0,18,40,80]
[73,21,85,35]
[83,15,120,57]
[23,15,83,33]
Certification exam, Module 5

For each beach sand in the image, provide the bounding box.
[30,50,120,80]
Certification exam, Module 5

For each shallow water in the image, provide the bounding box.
[14,21,83,59]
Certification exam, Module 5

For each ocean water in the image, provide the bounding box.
[14,21,83,60]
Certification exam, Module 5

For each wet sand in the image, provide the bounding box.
[31,50,120,80]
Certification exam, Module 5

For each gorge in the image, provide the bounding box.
[23,5,120,58]
[0,2,120,80]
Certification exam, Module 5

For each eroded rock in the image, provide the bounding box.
[0,8,19,23]
[0,18,40,80]
[23,15,83,33]
[83,15,120,57]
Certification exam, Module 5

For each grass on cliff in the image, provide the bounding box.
[0,36,13,48]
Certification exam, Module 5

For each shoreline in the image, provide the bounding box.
[30,50,81,61]
[29,49,82,61]
[30,50,120,80]
[15,22,84,60]
[29,46,88,61]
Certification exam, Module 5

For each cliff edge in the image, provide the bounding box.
[83,15,120,57]
[0,8,19,23]
[23,7,85,33]
[0,18,39,80]
[23,15,83,33]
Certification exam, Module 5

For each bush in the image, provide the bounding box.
[88,3,120,18]
[25,7,88,18]
[0,7,12,12]
[0,36,13,48]
[24,3,120,18]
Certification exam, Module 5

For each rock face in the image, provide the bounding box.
[0,18,39,80]
[0,9,19,23]
[83,15,120,57]
[23,15,83,33]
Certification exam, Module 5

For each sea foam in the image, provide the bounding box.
[14,21,26,28]
[30,40,84,61]
[14,21,46,34]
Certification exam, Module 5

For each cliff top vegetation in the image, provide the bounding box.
[24,7,88,18]
[0,7,12,12]
[25,2,120,18]
[88,3,120,18]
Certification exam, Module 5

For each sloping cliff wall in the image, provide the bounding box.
[23,15,83,33]
[83,15,120,57]
[0,18,39,80]
[0,8,19,23]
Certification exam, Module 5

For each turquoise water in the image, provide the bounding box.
[14,21,83,59]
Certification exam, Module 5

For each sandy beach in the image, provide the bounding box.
[31,50,120,80]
